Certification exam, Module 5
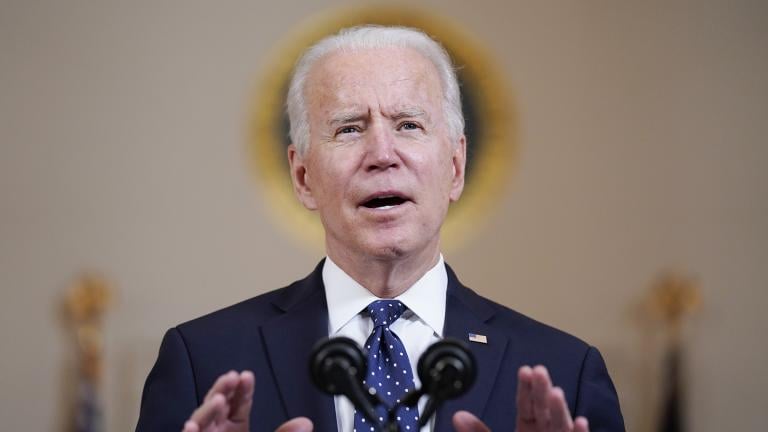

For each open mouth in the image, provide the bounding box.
[361,195,410,209]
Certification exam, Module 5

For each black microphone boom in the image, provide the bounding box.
[309,337,383,428]
[309,337,476,431]
[414,338,477,427]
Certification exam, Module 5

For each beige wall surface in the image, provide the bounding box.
[1,1,766,431]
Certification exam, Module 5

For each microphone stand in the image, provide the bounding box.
[311,337,476,432]
[383,338,477,430]
[309,337,387,430]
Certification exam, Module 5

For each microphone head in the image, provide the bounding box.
[417,338,476,400]
[309,336,366,395]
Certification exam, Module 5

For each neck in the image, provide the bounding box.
[326,245,441,298]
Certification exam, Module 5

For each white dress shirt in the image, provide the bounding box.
[323,256,447,432]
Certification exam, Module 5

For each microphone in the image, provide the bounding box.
[408,338,477,427]
[310,337,475,431]
[309,337,383,428]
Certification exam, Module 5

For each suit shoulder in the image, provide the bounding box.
[175,274,318,338]
[456,284,592,355]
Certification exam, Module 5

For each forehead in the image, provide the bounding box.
[304,46,443,117]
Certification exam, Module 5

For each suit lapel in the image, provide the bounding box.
[435,265,509,430]
[260,262,337,431]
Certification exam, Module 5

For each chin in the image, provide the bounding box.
[360,242,407,260]
[360,233,427,261]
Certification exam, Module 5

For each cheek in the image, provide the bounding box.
[306,156,353,206]
[430,153,458,191]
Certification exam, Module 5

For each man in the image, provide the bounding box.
[136,25,624,432]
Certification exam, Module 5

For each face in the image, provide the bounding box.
[288,47,466,262]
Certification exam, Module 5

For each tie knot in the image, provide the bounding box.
[366,300,406,328]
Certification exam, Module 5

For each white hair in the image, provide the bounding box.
[286,25,465,155]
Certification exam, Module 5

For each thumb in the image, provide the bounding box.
[275,417,313,432]
[452,410,491,432]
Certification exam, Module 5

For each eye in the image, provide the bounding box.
[398,121,422,131]
[336,126,360,135]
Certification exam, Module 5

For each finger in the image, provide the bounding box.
[275,416,314,432]
[516,366,535,423]
[573,416,589,432]
[189,393,227,428]
[229,371,256,422]
[182,420,199,432]
[547,387,573,432]
[452,410,491,432]
[531,365,553,426]
[204,370,240,402]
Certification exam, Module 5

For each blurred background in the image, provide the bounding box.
[1,0,766,431]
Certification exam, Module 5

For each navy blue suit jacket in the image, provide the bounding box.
[136,262,625,431]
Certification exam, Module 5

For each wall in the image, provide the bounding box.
[0,1,766,430]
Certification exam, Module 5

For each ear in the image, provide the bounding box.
[287,144,318,210]
[448,135,467,202]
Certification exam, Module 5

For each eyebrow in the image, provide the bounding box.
[390,107,427,120]
[328,112,368,126]
[327,107,429,126]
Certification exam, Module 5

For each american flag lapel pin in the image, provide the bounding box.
[468,333,488,344]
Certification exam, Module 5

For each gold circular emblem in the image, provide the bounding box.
[249,7,516,251]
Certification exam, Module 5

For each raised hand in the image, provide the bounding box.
[452,365,589,432]
[180,370,313,432]
[516,365,588,432]
[182,371,254,432]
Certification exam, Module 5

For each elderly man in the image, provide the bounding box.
[136,26,624,432]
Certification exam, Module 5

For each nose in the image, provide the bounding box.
[364,122,399,171]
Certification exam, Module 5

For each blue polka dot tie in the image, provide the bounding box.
[354,300,420,432]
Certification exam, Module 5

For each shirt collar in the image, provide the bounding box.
[323,255,447,337]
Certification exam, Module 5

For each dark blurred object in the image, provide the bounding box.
[650,271,700,432]
[659,345,683,432]
[63,273,113,432]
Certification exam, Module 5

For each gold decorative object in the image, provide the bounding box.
[647,271,701,431]
[62,273,113,432]
[649,271,701,340]
[64,273,113,382]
